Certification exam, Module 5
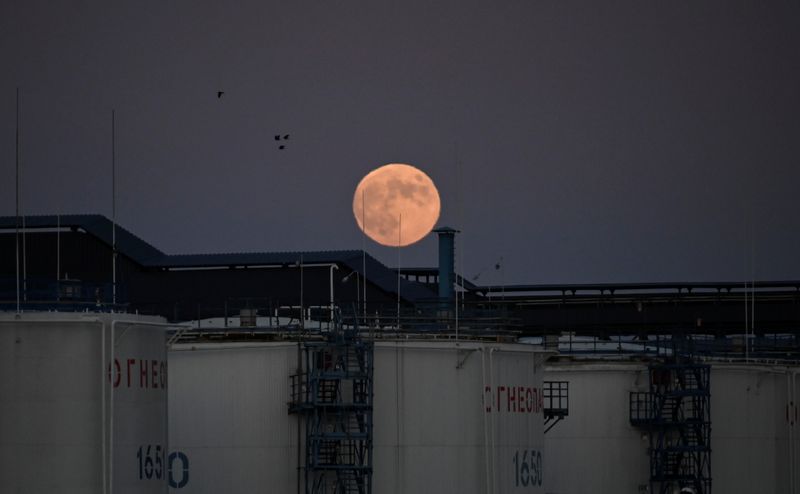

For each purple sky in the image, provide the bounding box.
[2,0,799,284]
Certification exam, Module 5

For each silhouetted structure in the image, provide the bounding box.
[2,214,800,357]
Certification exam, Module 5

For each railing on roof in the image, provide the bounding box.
[528,332,800,362]
[0,277,128,312]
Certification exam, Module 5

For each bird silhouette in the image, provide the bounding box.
[217,91,224,98]
[275,134,290,150]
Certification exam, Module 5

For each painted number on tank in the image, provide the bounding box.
[136,444,164,480]
[168,451,190,488]
[513,449,543,487]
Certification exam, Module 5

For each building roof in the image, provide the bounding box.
[0,214,436,303]
[0,214,164,264]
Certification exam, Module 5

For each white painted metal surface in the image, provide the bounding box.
[711,365,796,494]
[372,341,547,494]
[542,362,651,494]
[0,312,169,494]
[167,339,548,493]
[543,360,800,494]
[167,342,298,494]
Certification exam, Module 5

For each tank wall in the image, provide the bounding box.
[167,343,298,494]
[372,343,546,494]
[111,319,169,494]
[796,371,800,492]
[711,366,795,494]
[372,343,481,494]
[0,313,167,494]
[543,361,800,494]
[543,364,650,494]
[167,340,547,494]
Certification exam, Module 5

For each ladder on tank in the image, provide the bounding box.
[630,361,712,494]
[289,324,374,494]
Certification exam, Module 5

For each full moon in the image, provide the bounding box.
[353,163,441,247]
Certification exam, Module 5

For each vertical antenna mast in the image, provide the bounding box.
[300,254,304,329]
[454,141,461,341]
[20,88,26,302]
[750,230,755,358]
[22,213,26,302]
[112,110,117,307]
[15,88,20,313]
[362,189,367,326]
[744,280,749,362]
[397,214,401,332]
[56,214,61,301]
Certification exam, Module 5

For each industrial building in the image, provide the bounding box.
[1,214,799,493]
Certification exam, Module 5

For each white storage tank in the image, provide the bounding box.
[167,338,549,493]
[167,342,299,493]
[0,312,170,494]
[542,362,651,493]
[711,364,799,493]
[543,360,800,494]
[373,341,548,494]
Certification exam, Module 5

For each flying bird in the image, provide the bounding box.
[217,91,224,98]
[275,134,290,150]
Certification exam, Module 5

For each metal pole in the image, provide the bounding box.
[112,110,117,307]
[300,254,304,330]
[22,212,26,302]
[744,281,749,363]
[295,273,303,494]
[109,321,115,494]
[20,90,26,303]
[99,320,107,494]
[489,347,497,494]
[329,264,337,328]
[397,214,401,332]
[481,349,491,494]
[57,214,61,301]
[362,189,367,326]
[15,88,20,313]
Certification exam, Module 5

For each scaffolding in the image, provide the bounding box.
[289,326,374,494]
[630,361,712,494]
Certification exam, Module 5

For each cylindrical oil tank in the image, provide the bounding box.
[167,339,549,493]
[543,360,800,494]
[542,362,651,493]
[167,342,299,493]
[711,364,798,493]
[0,312,169,494]
[373,341,548,494]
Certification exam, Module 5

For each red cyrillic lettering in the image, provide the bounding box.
[107,360,121,387]
[508,386,516,412]
[113,359,121,388]
[127,359,136,388]
[151,360,158,388]
[140,359,147,388]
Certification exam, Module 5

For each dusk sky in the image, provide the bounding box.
[1,0,798,285]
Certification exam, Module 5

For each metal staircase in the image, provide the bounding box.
[543,381,569,433]
[630,362,712,494]
[289,326,374,494]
